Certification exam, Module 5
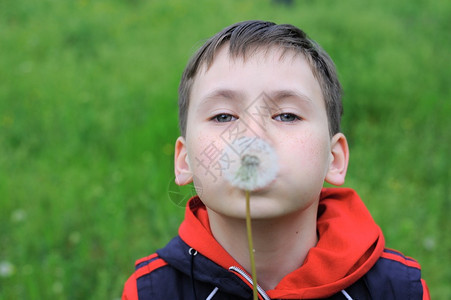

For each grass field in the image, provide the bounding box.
[1,0,450,299]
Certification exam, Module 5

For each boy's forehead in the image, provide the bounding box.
[190,44,324,110]
[197,44,305,76]
[190,45,322,103]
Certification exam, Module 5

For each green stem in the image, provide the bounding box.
[246,190,258,300]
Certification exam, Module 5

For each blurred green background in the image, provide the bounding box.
[1,0,450,299]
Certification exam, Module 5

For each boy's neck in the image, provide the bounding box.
[207,201,319,291]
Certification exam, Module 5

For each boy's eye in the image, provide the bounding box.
[273,113,300,122]
[211,113,238,123]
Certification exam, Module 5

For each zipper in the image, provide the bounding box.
[229,266,271,300]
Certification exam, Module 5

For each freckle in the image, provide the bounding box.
[296,231,299,234]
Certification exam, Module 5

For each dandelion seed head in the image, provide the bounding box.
[222,137,278,191]
[242,155,259,168]
[238,155,260,183]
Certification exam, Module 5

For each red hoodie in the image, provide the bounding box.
[123,188,430,299]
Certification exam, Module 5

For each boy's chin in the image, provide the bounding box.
[207,195,279,220]
[233,194,299,220]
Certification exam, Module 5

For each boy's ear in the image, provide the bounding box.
[325,133,349,186]
[174,136,193,186]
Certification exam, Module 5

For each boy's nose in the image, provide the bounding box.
[241,118,268,140]
[219,117,271,149]
[240,92,279,137]
[241,106,273,139]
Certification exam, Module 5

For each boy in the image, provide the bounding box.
[122,20,430,299]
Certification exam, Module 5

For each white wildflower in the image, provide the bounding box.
[0,261,15,278]
[222,137,278,191]
[11,209,27,223]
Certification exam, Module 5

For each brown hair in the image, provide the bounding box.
[178,20,343,136]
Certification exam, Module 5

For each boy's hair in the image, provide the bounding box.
[178,20,343,137]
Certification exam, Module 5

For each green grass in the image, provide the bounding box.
[1,0,450,298]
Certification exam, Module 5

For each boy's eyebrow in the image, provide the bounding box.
[267,89,314,104]
[200,89,244,103]
[198,89,314,108]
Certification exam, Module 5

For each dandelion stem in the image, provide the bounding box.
[245,190,258,300]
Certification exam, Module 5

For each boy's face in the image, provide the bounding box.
[175,46,348,219]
